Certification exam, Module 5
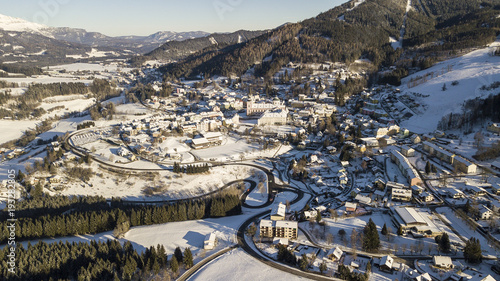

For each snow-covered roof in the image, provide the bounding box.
[380,255,393,268]
[205,232,217,243]
[260,219,273,228]
[271,202,286,218]
[345,202,357,210]
[433,256,452,266]
[393,207,427,225]
[416,272,432,281]
[203,132,223,139]
[327,247,343,260]
[275,220,298,229]
[192,138,210,145]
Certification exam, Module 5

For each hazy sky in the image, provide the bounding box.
[0,0,347,36]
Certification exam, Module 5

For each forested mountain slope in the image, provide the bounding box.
[159,0,500,81]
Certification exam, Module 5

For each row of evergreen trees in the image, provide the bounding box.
[0,194,241,244]
[0,239,183,281]
[76,121,96,130]
[0,195,108,221]
[172,162,210,174]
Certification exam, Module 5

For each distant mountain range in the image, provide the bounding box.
[0,13,211,66]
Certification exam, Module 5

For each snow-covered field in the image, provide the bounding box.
[114,103,151,115]
[38,96,96,119]
[49,62,133,73]
[0,76,93,85]
[400,38,500,133]
[66,48,119,59]
[188,248,306,281]
[123,213,255,256]
[0,119,38,144]
[57,165,264,201]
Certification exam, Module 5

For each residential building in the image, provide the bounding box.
[448,188,465,199]
[259,219,298,239]
[204,232,218,250]
[391,188,412,202]
[453,156,477,174]
[419,192,434,203]
[327,247,343,261]
[345,202,357,212]
[415,273,432,281]
[423,141,474,174]
[246,96,285,116]
[259,219,274,238]
[275,220,298,239]
[466,185,487,196]
[390,150,422,186]
[479,205,493,220]
[379,255,394,272]
[355,194,372,205]
[270,202,286,221]
[258,108,288,126]
[401,145,415,157]
[433,256,453,269]
[411,134,421,144]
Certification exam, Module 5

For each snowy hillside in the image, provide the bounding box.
[0,14,50,35]
[399,38,500,133]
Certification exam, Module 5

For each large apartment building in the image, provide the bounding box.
[259,219,298,239]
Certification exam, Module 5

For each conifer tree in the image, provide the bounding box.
[362,218,380,252]
[184,248,194,269]
[170,256,179,274]
[381,223,388,236]
[174,246,183,264]
[464,237,482,263]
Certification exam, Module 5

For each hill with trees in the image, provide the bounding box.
[130,30,266,66]
[157,0,500,85]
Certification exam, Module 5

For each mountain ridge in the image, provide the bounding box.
[0,13,210,54]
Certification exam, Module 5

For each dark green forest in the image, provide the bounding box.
[0,193,241,244]
[1,240,170,281]
[131,30,266,66]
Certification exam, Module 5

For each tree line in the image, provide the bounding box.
[173,163,210,174]
[0,239,180,281]
[0,194,241,244]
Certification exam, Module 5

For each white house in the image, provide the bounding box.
[327,247,343,261]
[204,232,218,250]
[433,256,453,269]
[479,205,493,220]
